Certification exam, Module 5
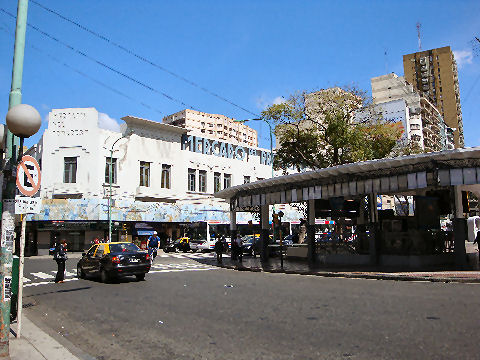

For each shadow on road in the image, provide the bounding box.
[25,286,92,298]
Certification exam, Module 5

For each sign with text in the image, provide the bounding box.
[181,134,273,166]
[3,276,11,301]
[13,196,42,214]
[16,155,41,196]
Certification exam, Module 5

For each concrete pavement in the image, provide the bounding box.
[216,255,480,283]
[9,315,86,360]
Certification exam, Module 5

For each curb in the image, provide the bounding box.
[216,263,480,284]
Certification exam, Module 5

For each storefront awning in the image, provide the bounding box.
[214,147,480,206]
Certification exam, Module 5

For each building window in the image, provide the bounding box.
[105,157,117,184]
[244,176,251,184]
[139,161,150,187]
[64,157,77,183]
[199,170,207,192]
[188,168,196,192]
[214,172,221,192]
[161,165,171,189]
[224,174,231,189]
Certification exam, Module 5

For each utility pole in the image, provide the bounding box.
[0,0,29,356]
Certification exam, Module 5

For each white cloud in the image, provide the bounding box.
[98,112,121,132]
[272,96,285,105]
[453,49,473,68]
[255,95,285,109]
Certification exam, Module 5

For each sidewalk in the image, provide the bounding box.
[9,316,85,360]
[215,255,480,283]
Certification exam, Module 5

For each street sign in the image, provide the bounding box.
[14,196,41,214]
[16,155,41,197]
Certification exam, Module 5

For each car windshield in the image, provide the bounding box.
[109,243,140,253]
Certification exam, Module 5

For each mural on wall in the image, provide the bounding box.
[28,199,304,223]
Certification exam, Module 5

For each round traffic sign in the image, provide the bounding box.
[16,155,41,197]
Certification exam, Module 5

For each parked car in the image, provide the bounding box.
[76,242,151,283]
[241,235,261,256]
[164,237,191,253]
[189,238,207,252]
[281,235,294,246]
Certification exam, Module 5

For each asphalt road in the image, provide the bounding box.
[22,253,480,360]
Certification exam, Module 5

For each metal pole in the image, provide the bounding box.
[265,120,274,178]
[108,149,113,243]
[1,1,29,356]
[16,216,26,338]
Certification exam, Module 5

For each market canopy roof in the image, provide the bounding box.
[214,147,480,207]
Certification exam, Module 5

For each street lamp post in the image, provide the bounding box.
[0,1,34,356]
[107,133,131,243]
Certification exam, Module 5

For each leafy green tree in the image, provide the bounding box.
[262,87,404,171]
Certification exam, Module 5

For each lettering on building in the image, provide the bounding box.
[181,134,272,165]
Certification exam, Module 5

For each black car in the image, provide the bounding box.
[241,235,261,256]
[164,237,190,253]
[77,242,151,283]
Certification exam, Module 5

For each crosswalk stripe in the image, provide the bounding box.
[24,277,79,287]
[31,272,53,279]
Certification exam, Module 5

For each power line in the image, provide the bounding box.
[0,23,164,115]
[30,0,260,118]
[0,7,201,113]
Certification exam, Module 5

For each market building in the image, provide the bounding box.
[23,107,301,255]
[216,147,480,269]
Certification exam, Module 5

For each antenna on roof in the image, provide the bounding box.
[384,49,388,74]
[416,22,422,51]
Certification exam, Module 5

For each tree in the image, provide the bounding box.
[262,87,404,171]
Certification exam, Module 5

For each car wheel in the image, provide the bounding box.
[100,269,110,283]
[136,274,145,281]
[77,265,86,279]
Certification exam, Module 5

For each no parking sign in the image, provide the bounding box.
[16,155,41,197]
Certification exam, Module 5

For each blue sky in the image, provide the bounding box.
[0,0,479,149]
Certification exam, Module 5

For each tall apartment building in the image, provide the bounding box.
[403,46,464,148]
[371,73,454,152]
[163,109,258,147]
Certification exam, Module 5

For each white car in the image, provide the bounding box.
[190,238,231,252]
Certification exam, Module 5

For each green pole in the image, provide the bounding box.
[108,149,112,243]
[1,0,29,356]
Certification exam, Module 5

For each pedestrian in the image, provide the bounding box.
[235,234,243,262]
[230,235,238,260]
[474,230,480,264]
[214,237,223,264]
[53,239,68,283]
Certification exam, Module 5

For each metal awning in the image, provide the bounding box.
[214,147,480,205]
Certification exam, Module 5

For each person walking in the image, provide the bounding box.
[214,237,223,264]
[474,230,480,264]
[235,234,243,262]
[54,239,68,283]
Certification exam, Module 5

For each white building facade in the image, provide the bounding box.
[371,73,454,152]
[25,108,300,254]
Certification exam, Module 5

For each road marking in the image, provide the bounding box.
[31,272,53,279]
[159,253,215,259]
[23,262,219,287]
[24,277,79,287]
